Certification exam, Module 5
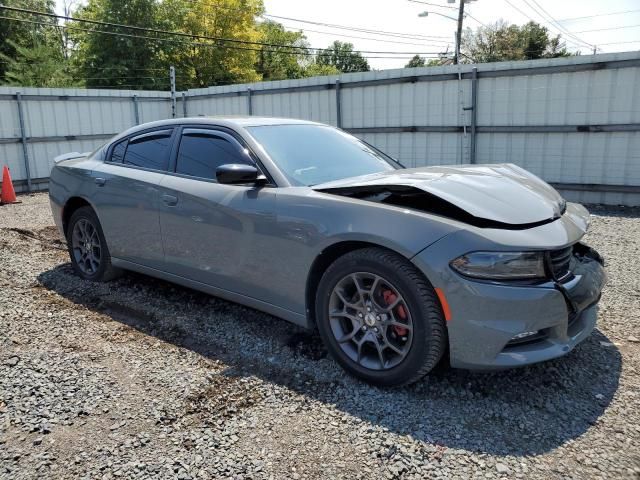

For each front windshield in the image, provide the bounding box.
[246,124,401,186]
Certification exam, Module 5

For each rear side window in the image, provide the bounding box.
[110,140,127,163]
[123,129,173,171]
[176,132,252,180]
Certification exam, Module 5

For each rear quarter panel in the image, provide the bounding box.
[49,157,101,235]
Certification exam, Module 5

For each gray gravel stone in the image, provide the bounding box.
[1,193,639,480]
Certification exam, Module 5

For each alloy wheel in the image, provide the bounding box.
[71,218,102,275]
[328,272,414,371]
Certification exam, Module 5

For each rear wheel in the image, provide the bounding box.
[66,206,121,282]
[315,248,446,387]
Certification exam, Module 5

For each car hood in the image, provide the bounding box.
[312,163,566,227]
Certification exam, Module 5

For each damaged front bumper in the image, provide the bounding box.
[454,247,606,370]
[411,210,606,370]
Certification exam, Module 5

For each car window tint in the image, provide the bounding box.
[110,140,127,163]
[176,133,251,180]
[123,130,172,171]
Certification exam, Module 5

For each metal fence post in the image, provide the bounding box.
[182,92,187,117]
[169,66,177,118]
[132,94,140,125]
[246,88,252,115]
[470,67,478,164]
[15,92,32,192]
[335,80,342,128]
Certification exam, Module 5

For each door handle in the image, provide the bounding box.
[94,177,106,186]
[162,194,178,206]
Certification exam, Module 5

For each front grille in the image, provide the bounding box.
[549,245,573,280]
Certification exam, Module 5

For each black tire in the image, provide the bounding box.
[66,206,122,282]
[315,247,447,387]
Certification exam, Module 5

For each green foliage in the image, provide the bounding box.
[405,55,426,68]
[302,63,340,77]
[316,41,370,73]
[72,0,165,90]
[0,3,575,90]
[158,0,264,90]
[0,0,61,81]
[0,39,79,87]
[255,20,308,81]
[461,20,572,63]
[405,55,444,68]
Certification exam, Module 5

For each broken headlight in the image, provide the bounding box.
[450,251,546,280]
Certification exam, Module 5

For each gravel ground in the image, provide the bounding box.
[1,193,639,480]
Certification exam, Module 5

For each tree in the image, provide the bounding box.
[302,62,340,77]
[256,20,308,81]
[405,55,447,68]
[461,20,571,63]
[158,0,263,90]
[519,21,570,59]
[405,55,426,68]
[316,41,369,73]
[0,39,78,87]
[72,0,165,90]
[0,0,61,82]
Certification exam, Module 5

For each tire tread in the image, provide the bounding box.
[67,206,122,282]
[319,247,447,386]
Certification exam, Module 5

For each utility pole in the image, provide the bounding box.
[454,0,465,65]
[169,66,176,118]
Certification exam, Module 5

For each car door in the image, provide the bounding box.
[90,128,175,269]
[158,127,279,301]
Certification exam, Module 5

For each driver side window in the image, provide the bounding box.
[175,131,252,181]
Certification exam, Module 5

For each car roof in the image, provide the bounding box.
[117,116,323,138]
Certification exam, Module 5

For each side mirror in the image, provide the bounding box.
[216,164,266,185]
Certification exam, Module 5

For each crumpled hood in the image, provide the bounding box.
[313,163,566,226]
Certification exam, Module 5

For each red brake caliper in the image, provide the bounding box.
[382,289,408,337]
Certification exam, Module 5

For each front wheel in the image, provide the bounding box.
[315,248,447,387]
[66,206,121,282]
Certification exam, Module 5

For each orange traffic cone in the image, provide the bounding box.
[1,165,19,205]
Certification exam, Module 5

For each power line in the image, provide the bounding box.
[0,61,167,71]
[267,22,452,47]
[0,5,446,57]
[464,9,487,28]
[266,19,451,44]
[556,9,640,23]
[407,0,458,11]
[597,39,640,46]
[262,13,450,41]
[523,0,595,48]
[572,24,640,34]
[0,5,318,53]
[194,1,453,41]
[501,0,590,49]
[208,0,454,42]
[0,15,444,61]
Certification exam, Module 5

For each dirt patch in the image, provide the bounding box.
[5,226,66,250]
[186,375,266,423]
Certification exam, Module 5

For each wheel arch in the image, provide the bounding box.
[62,196,95,235]
[305,240,418,328]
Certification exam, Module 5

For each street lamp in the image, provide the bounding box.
[415,0,478,65]
[418,10,459,22]
[417,11,461,64]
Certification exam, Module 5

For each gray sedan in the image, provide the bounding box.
[49,117,606,386]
